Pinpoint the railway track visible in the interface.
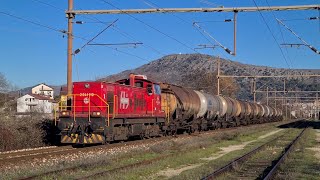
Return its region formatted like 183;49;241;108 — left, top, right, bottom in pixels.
0;146;73;161
202;121;308;180
12;120;295;179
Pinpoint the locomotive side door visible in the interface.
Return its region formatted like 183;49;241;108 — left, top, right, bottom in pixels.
153;84;162;115
145;83;154;115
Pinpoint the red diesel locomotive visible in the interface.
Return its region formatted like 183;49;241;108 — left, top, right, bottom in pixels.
57;74;165;144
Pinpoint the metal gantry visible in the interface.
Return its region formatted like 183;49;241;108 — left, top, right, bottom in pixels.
67;5;320;15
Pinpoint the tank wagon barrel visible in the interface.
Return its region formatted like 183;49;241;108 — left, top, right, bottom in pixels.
160;82;283;132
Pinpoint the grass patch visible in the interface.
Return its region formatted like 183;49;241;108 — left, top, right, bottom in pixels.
276;128;320;179
80;123;289;179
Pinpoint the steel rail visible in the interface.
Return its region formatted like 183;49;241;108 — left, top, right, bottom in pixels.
263;127;308;180
202;121;307;180
201;134;285;180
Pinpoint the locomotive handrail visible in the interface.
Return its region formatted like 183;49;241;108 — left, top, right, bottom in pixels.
113;95;118;118
152;99;154;116
55;93;110;127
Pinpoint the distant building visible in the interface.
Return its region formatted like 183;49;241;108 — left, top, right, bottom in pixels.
31;83;54;99
17;94;56;114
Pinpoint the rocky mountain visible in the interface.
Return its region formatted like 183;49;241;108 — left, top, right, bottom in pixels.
99;54;320;102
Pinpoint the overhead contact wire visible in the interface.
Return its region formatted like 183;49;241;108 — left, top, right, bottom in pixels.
252;0;291;69
101;0;199;53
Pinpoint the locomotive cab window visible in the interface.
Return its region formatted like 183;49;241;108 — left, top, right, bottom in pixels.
135;81;143;87
147;84;153;95
154;84;161;95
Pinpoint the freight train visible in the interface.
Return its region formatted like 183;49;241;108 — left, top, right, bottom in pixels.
56;74;283;144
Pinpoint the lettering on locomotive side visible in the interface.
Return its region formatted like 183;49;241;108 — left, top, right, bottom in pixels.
120;91;129;109
79;93;95;97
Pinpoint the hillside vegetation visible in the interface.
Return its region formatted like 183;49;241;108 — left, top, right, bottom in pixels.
99;54;320;102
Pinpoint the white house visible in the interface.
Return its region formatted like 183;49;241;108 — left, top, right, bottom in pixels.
17;94;56;114
31;83;54;99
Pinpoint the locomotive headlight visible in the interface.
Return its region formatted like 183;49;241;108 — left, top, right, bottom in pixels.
60;111;71;117
91;111;101;117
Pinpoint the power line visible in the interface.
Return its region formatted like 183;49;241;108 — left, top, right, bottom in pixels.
74;19;118;55
276;18;320;55
100;0;199;53
0;11;67;35
27;0;153;62
265;0;294;67
194;20;233;23
193;22;234;55
32;0;166;58
253;0;291;101
111;26;165;56
252;0;291;69
1;10;149;63
138;0;220;53
31;0;65;11
280;17;320;21
31;0;110;26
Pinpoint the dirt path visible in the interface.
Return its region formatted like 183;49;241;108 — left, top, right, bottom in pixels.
258;129;283;139
156;164;203;178
202;128;283;161
201;140;255;161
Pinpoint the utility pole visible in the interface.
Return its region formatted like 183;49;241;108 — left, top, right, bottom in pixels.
67;0;74;97
252;78;256;103
266;86;269;106
283;79;286;93
285;98;288;120
289;99;292;119
233;11;238;56
274;87;277;108
217;56;220;96
317;93;319;119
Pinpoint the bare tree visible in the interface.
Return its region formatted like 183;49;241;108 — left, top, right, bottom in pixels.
0;73;9;93
181;68;239;98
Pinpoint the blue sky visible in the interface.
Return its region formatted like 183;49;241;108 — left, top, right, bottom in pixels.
0;0;319;88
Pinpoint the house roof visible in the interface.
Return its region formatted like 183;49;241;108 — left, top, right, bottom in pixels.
32;83;53;90
25;94;56;102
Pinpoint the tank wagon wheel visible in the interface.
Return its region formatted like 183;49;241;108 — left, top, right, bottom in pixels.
139;133;145;140
187;126;194;135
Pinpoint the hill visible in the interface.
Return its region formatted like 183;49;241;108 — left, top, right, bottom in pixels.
99;54;320;102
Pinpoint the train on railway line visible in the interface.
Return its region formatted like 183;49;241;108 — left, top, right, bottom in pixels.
56;74;283;144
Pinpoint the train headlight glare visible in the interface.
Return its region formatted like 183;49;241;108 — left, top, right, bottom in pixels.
60;111;70;117
92;111;101;117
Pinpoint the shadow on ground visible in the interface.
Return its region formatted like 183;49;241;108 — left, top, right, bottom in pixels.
277;119;320;129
